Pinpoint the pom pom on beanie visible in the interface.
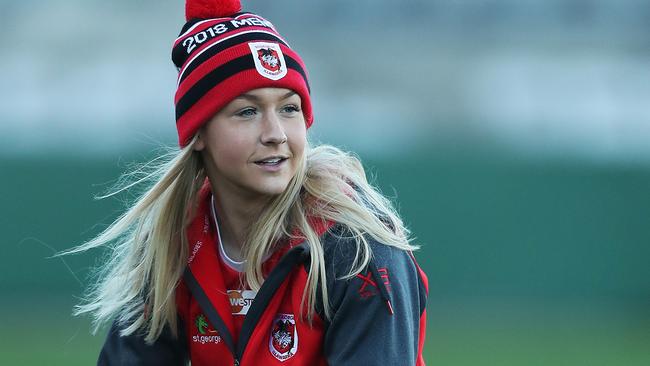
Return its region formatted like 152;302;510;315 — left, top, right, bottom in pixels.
186;0;242;21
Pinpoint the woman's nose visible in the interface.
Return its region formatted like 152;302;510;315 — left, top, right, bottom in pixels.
260;110;287;145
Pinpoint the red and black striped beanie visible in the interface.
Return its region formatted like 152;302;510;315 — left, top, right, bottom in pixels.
172;0;313;147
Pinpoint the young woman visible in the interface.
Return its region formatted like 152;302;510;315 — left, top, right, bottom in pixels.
70;0;428;364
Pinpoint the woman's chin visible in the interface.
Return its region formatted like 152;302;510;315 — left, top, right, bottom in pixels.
249;181;290;198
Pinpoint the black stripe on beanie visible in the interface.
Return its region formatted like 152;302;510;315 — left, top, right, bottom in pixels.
176;55;250;121
285;56;310;92
172;13;275;68
172;18;241;67
177;32;289;85
175;54;310;121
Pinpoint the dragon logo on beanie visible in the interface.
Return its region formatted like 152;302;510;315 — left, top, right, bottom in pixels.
248;42;287;80
258;48;281;71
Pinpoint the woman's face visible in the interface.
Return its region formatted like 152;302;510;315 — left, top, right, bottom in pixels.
195;87;307;202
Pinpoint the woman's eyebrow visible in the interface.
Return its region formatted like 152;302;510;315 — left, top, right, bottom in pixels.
235;91;297;101
280;91;297;100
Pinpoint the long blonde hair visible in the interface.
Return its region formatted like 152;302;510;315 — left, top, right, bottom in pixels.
65;136;417;343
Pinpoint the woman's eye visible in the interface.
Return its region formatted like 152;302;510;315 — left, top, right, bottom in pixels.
236;108;256;117
282;105;301;113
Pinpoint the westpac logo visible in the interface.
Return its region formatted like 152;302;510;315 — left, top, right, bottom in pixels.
228;289;256;315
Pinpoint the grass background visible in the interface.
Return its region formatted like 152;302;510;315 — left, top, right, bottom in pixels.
2;149;649;365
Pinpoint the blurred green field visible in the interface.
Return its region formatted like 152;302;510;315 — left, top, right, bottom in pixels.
2;149;649;365
2;297;650;365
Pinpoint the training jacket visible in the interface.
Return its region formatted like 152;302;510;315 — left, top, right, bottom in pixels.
97;186;429;365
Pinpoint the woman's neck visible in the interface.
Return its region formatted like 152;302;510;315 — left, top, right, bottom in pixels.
209;185;269;262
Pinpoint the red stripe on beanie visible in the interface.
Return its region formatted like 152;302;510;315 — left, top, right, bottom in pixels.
175;43;251;104
278;45;309;80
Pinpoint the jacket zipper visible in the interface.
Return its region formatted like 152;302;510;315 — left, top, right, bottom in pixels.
185;245;309;366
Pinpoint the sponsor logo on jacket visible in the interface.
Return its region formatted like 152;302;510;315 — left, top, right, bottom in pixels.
228;289;256;315
192;314;222;345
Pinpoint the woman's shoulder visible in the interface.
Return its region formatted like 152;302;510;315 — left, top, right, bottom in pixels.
316;222;429;348
319;223;426;292
321;223;415;259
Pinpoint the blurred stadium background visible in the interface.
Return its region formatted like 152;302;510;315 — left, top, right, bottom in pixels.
1;0;649;364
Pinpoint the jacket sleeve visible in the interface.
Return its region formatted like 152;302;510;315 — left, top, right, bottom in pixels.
97;315;189;366
321;227;428;366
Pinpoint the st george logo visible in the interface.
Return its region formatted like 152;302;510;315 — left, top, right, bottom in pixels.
192;314;222;345
195;314;213;335
269;313;298;361
248;41;287;80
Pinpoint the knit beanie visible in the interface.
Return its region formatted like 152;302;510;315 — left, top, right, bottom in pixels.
171;0;313;147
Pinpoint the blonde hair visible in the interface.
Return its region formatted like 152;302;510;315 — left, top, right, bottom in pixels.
65;136;417;343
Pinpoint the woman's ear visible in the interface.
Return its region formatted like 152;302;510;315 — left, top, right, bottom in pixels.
193;132;205;151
